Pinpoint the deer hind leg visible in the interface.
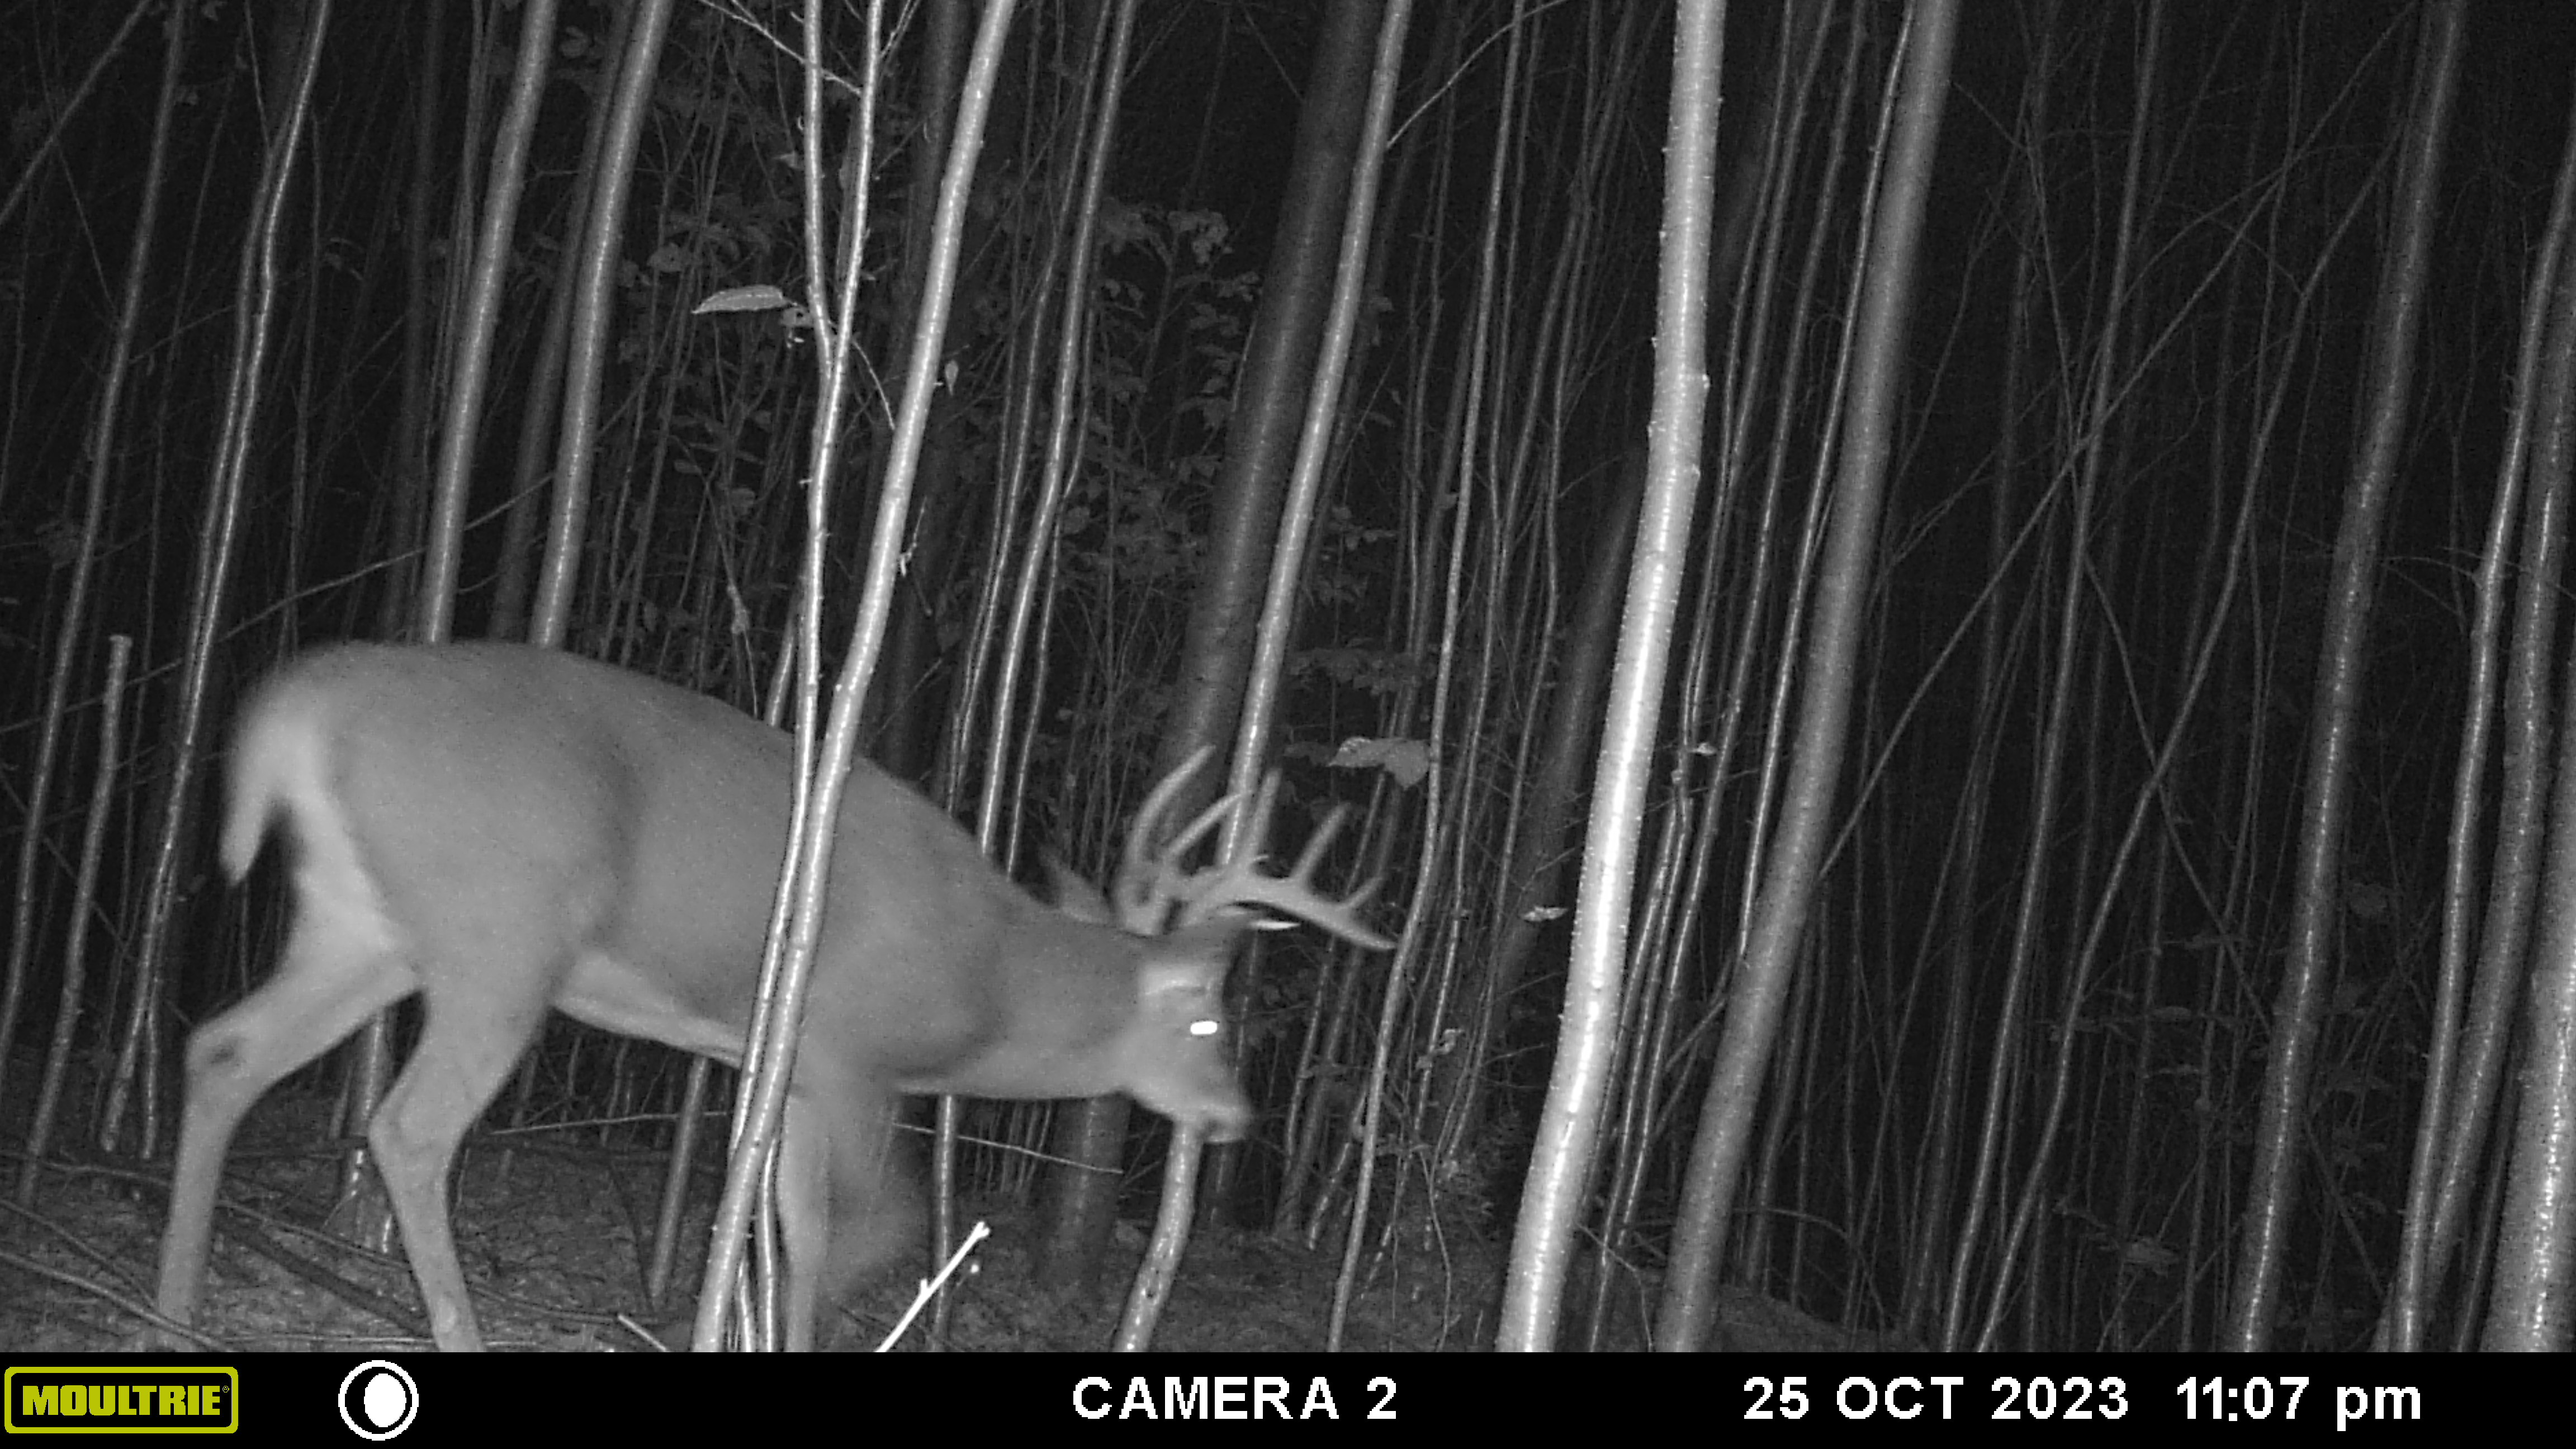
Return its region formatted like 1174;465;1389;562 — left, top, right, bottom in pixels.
363;920;565;1352
156;893;413;1341
154;882;412;1341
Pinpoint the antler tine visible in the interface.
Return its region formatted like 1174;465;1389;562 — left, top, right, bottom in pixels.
1237;770;1286;861
1144;771;1266;922
1168;787;1249;868
1291;802;1391;931
1121;746;1216;878
1114;746;1216;929
1286;801;1355;880
1174;783;1397;951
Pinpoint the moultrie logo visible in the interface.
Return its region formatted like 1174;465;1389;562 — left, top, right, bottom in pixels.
6;1365;236;1431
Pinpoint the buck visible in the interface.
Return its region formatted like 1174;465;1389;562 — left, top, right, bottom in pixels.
153;642;1392;1351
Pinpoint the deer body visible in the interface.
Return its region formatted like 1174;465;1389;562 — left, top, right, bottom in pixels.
153;643;1378;1351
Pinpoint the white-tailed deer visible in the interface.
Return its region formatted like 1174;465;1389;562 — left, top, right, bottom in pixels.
154;642;1391;1351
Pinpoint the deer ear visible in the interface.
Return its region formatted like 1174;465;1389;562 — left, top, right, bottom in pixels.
1045;850;1114;925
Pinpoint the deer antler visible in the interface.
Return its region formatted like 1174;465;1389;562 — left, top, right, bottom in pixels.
1112;747;1394;950
1112;746;1221;932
